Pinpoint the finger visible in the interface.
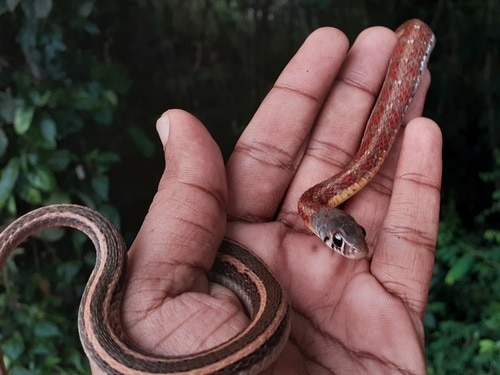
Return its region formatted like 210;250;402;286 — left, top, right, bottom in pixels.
280;26;399;228
226;27;349;222
125;109;227;305
371;118;442;317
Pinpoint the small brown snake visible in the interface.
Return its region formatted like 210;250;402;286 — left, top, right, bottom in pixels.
0;19;434;374
299;18;435;259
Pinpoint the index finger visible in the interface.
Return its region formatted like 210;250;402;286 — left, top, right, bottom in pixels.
226;27;349;222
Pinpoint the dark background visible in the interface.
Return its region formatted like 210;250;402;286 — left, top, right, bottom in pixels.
0;1;498;373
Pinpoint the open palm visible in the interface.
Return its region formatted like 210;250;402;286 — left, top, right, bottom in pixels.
105;25;442;375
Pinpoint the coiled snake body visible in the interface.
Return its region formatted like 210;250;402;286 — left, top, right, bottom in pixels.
0;19;434;375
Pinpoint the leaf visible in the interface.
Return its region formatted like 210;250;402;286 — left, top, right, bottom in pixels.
445;254;474;285
39;116;57;146
484;229;500;244
6;194;17;215
13;105;35;134
31;90;51;107
2;331;25;360
103;89;118;106
84;21;100;35
86;150;120;173
34;321;61;338
0;93;24;123
6;0;20;11
99;204;121;229
0;158;20;210
479;339;499;354
37;226;65;242
79;1;94;17
25;166;56;192
45;190;71;205
42;355;61;367
34;0;52;19
9;367;35;375
19;185;42;205
0;127;9;157
44;149;72;171
91;175;109;200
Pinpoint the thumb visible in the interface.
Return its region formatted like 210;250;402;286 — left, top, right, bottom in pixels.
124;108;227;318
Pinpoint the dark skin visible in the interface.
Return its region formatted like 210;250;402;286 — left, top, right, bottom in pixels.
91;25;442;374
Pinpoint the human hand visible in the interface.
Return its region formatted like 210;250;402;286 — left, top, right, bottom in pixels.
111;25;442;374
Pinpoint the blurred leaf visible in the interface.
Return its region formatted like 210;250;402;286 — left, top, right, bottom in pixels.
0;127;8;157
33;0;52;19
0;157;20;210
44;149;72;171
13;105;34;134
6;194;17;215
6;0;20;11
31;90;51;107
84;21;100;35
37;226;65;242
103;89;118;106
99;204;120;229
2;331;25;360
78;1;94;17
34;321;61;338
479;339;499;354
9;367;38;375
19;184;42;204
484;229;500;243
91;175;108;200
445;254;474;285
39;116;57;147
24;166;56;192
0;94;23;123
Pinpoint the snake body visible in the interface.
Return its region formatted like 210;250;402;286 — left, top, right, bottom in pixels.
299;19;435;259
0;205;289;374
0;19;434;374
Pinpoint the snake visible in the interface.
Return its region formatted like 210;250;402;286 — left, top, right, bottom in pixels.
0;19;434;375
298;18;435;259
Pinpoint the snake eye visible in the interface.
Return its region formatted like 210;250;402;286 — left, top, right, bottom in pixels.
332;232;344;249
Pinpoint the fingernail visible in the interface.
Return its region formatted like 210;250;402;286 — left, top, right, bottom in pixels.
156;113;170;147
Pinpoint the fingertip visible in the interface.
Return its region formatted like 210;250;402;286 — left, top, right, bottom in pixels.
305;26;350;54
339;26;397;96
156;109;200;148
274;25;349;94
404;118;443;164
395;117;443;208
153;109;227;197
406;117;441;138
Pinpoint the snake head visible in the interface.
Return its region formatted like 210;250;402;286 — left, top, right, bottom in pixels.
310;207;369;259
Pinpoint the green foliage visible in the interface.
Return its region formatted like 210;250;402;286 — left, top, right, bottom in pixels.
425;151;500;374
0;0;130;372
